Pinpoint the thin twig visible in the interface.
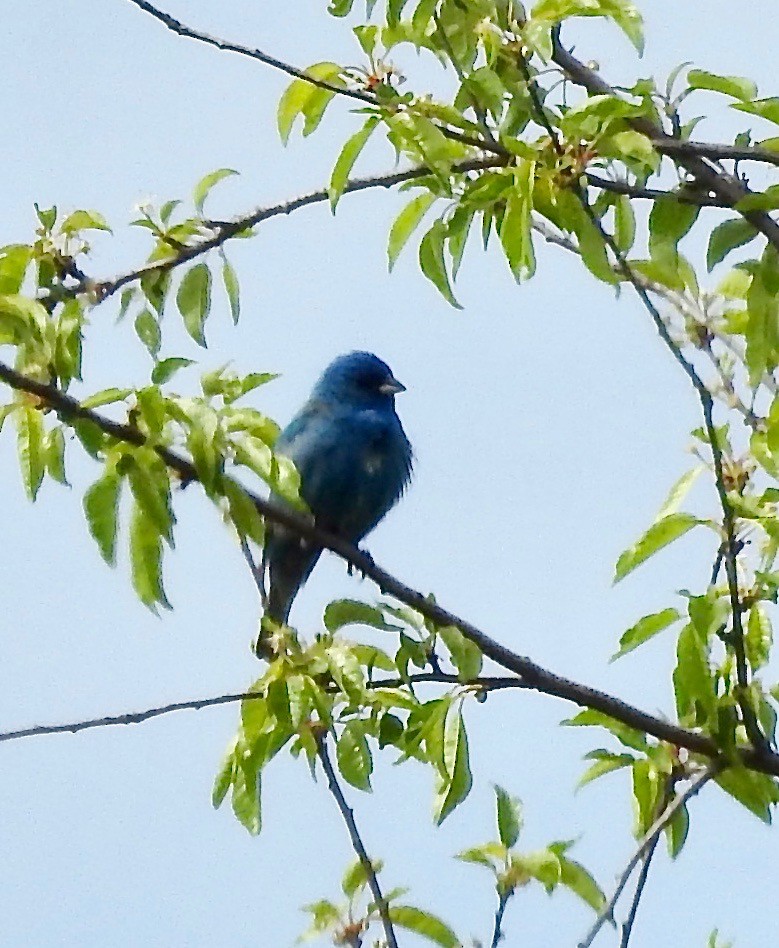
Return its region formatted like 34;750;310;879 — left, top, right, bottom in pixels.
490;890;511;948
316;735;399;948
578;766;715;948
619;832;659;948
2;361;778;775
585;174;728;207
78;159;502;302
0;691;259;743
0;675;527;745
124;0;374;104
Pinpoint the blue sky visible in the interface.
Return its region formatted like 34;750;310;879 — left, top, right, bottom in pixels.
2;2;778;946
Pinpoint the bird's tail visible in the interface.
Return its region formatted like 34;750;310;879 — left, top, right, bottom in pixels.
261;530;322;625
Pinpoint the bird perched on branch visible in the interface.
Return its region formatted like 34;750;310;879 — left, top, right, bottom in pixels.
260;351;412;625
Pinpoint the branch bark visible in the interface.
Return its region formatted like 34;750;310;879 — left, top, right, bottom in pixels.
1;361;779;776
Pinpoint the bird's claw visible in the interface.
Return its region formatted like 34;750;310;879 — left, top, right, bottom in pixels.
347;548;375;579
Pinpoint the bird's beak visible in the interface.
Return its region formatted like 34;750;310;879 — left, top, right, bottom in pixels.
379;376;406;395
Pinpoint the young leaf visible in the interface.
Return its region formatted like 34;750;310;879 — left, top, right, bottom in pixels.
499;161;535;281
388;906;459;948
231;751;262;835
707;218;758;271
611;607;681;661
329;116;379;211
277;62;343;144
494;784;522;849
419;219;462;308
193;168;238;215
388;191;437;270
177;263;212;347
212;741;236;809
84;468;121;565
337;720;373;791
134;308;161;358
221;255;240;325
129;500;171;610
614;513;701;583
44;427;68;486
16;406;45;501
714;766;779;824
433;703;472;824
687;69;757;101
151;357;194;385
324;599;398;633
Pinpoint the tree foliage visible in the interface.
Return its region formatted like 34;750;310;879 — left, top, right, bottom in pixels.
5;0;779;944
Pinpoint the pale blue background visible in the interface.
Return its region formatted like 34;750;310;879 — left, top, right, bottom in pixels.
1;2;777;946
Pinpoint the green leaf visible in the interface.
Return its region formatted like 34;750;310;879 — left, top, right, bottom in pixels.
329;117;379;211
127;458;174;544
495;784;522;849
732;97;779;126
419;219;462;308
222;256;240;325
512;849;561;890
665;800;689;858
60;209;111;233
0;244;32;294
80;388;133;409
611;608;681;661
746;605;773;671
134;308;161;358
193;168;238;214
44;427;68;485
577;750;635;788
388;906;459;948
224;480;265;546
648;197;700;273
84;468;121;565
706;218;758;271
151;357;194;385
687;69;757;101
499;161;536;281
433;703;472;824
614;513;701;583
438;625;482;681
551;847;606;911
129;500;171;610
324;599;398;633
715;766;779;823
631;758;662;835
231;749;262;835
342;859;371;899
531;0;644;53
614;194;636;253
564;709;648;752
388;191;437;270
212;741;236;808
277;62;343;144
337;720;373;791
16;406;45;501
177;263;212;347
673;622;714;725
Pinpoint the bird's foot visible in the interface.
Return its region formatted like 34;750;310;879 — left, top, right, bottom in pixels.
347;548;375;579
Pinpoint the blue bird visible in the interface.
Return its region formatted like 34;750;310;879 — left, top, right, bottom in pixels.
261;351;413;625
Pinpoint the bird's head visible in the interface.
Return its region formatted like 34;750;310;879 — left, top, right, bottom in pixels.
313;351;406;408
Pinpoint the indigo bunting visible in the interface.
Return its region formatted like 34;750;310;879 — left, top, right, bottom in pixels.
261;351;412;624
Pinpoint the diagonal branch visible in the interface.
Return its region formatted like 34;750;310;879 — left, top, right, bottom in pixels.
124;0;374;104
550;29;779;253
316;734;399;948
0;675;524;745
79;159;502;302
578;766;715;948
1;361;779;776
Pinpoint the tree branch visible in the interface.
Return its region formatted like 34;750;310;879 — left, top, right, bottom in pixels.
2;362;778;774
80;159;502;303
654;139;779;169
0;675;524;745
316;734;400;948
618;832;659;948
124;0;374;104
550;28;779;253
585;174;728;208
578;766;715;948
